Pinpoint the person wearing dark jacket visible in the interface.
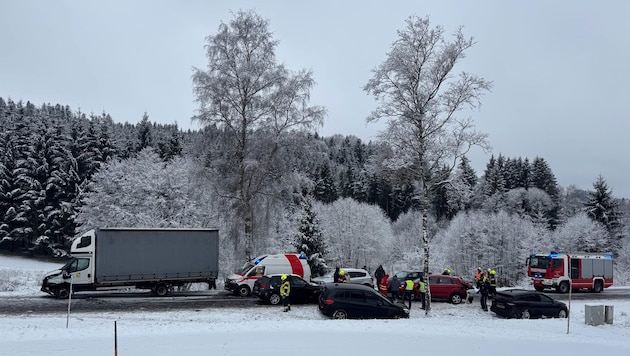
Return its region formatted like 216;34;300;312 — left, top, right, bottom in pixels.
333;267;340;284
374;265;385;286
388;275;400;302
478;272;489;311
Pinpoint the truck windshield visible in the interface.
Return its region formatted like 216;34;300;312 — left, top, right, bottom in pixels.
529;257;550;269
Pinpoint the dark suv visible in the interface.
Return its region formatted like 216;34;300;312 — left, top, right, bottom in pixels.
252;274;320;305
490;289;568;319
319;283;409;319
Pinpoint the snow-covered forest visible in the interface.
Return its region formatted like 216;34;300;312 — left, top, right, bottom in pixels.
1;11;629;286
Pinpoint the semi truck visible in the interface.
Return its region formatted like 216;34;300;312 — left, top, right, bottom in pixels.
526;252;613;293
41;228;219;298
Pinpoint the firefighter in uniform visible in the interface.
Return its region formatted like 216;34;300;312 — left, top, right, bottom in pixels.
417;278;426;310
488;269;497;299
280;274;291;312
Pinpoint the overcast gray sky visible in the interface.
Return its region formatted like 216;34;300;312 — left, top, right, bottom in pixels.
2;0;629;197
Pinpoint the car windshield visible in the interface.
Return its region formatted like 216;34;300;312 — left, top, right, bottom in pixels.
529;257;551;269
395;271;410;279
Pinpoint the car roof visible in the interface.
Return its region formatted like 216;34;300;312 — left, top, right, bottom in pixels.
323;283;375;291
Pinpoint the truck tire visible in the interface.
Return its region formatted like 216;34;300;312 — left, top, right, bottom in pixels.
558;282;570;293
55;285;70;299
154;283;169;297
593;280;603;293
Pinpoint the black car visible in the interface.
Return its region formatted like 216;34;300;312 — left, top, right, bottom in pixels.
490;289;568;319
318;283;409;319
252;274;321;305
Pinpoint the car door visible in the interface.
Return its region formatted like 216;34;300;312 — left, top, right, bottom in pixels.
537;294;557;317
289;276;308;303
364;290;390;318
429;277;445;299
521;294;543;317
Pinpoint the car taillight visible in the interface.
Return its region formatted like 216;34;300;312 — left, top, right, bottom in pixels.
323;299;335;305
259;284;267;290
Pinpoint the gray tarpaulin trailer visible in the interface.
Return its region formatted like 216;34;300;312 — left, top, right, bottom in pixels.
41;228;219;298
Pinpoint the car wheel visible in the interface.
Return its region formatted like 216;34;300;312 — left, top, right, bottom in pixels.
450;293;463;304
593;280;603;293
558;282;570;293
558;308;568;318
237;285;251;297
519;308;531;319
391;313;401;319
268;293;281;305
332;310;348;319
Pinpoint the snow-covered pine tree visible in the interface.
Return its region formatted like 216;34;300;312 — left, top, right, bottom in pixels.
294;196;327;276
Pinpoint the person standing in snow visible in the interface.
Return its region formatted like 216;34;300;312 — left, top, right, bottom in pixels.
389;275;400;302
280;274;291;312
488;269;497;299
478;271;489;311
374;265;385;286
403;278;415;309
379;273;389;296
333;267;340;283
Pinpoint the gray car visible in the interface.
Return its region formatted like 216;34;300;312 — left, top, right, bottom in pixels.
312;268;374;288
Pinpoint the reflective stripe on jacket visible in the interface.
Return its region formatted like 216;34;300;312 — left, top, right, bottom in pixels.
280;280;290;297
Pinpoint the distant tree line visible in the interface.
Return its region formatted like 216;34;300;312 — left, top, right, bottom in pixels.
1;96;626;267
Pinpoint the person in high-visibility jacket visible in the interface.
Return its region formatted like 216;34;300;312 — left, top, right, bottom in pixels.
474;267;483;288
416;278;426;310
488;269;497;299
280;274;291;312
403;279;415;309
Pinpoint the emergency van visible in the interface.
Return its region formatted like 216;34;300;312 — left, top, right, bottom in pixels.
224;253;311;296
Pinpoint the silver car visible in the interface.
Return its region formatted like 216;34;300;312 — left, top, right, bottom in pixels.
312;268;374;288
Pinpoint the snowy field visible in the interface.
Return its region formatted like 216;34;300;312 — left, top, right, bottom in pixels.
1;254;630;356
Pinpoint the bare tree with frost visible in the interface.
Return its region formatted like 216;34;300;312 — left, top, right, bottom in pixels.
364;16;492;313
192;10;325;260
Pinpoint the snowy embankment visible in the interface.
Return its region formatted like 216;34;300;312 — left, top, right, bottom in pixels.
1;254;629;356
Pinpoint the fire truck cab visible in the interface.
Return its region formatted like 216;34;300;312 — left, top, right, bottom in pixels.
526;252;613;293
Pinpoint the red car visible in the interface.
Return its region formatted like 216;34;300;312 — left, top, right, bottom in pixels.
401;274;472;304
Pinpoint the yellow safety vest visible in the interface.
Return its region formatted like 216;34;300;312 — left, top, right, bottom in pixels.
405;279;414;291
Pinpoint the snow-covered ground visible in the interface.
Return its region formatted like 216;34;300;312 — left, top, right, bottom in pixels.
2;254;629;356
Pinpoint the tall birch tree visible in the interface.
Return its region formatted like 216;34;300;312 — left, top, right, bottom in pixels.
364;16;492;313
192;10;325;261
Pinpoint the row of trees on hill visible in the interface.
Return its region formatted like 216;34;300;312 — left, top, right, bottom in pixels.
1;10;628;307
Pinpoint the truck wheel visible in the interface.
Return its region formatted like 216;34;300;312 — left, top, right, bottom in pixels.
154;283;169;297
268;293;281;305
237;285;251;297
558;282;569;293
55;286;70;299
593;280;603;293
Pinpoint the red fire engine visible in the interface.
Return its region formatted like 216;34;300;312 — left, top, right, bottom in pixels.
526;252;613;293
